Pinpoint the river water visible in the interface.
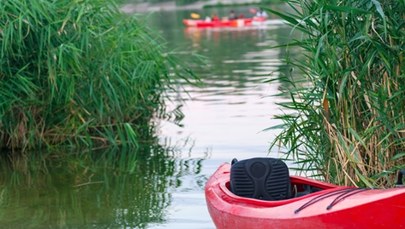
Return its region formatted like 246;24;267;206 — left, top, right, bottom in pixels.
148;5;293;229
0;4;295;229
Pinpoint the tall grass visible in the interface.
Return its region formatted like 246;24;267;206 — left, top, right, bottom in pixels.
0;0;194;151
268;0;404;187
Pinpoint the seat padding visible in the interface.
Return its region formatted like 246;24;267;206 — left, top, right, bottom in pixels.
230;157;291;200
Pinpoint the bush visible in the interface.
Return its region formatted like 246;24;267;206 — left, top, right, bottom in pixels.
0;0;191;150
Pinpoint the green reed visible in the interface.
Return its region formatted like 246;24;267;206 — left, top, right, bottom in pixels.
268;0;404;187
0;0;195;151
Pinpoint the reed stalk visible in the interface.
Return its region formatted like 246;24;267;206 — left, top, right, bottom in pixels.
268;0;405;187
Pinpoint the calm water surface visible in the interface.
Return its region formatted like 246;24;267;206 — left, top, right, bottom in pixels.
149;6;293;229
0;5;295;229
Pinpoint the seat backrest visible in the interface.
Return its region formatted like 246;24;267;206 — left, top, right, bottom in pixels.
230;157;291;200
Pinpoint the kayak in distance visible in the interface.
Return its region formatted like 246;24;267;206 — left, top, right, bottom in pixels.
205;157;405;229
182;16;267;28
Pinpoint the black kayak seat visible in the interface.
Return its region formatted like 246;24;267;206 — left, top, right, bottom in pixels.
230;157;291;201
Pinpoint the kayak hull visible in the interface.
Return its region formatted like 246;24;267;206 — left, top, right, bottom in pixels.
183;17;266;27
205;163;405;229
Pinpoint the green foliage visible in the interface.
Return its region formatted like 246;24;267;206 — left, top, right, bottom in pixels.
269;0;405;187
0;0;193;150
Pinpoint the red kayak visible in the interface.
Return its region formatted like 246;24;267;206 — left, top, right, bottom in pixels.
183;17;266;28
205;158;405;229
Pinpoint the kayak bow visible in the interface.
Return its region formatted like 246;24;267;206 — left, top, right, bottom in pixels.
205;162;405;229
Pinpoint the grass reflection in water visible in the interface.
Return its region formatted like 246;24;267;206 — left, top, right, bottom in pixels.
0;138;201;228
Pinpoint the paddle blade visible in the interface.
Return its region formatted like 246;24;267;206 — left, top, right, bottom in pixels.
191;13;200;19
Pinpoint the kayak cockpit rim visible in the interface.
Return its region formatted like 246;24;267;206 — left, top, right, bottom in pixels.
218;175;350;208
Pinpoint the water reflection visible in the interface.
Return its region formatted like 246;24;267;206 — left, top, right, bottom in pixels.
151;9;296;228
0;136;205;228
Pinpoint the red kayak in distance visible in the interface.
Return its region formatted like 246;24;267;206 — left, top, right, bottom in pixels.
205;161;405;229
183;16;267;28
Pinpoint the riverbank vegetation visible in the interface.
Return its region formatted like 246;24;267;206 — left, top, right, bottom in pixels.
0;0;195;152
270;0;404;187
